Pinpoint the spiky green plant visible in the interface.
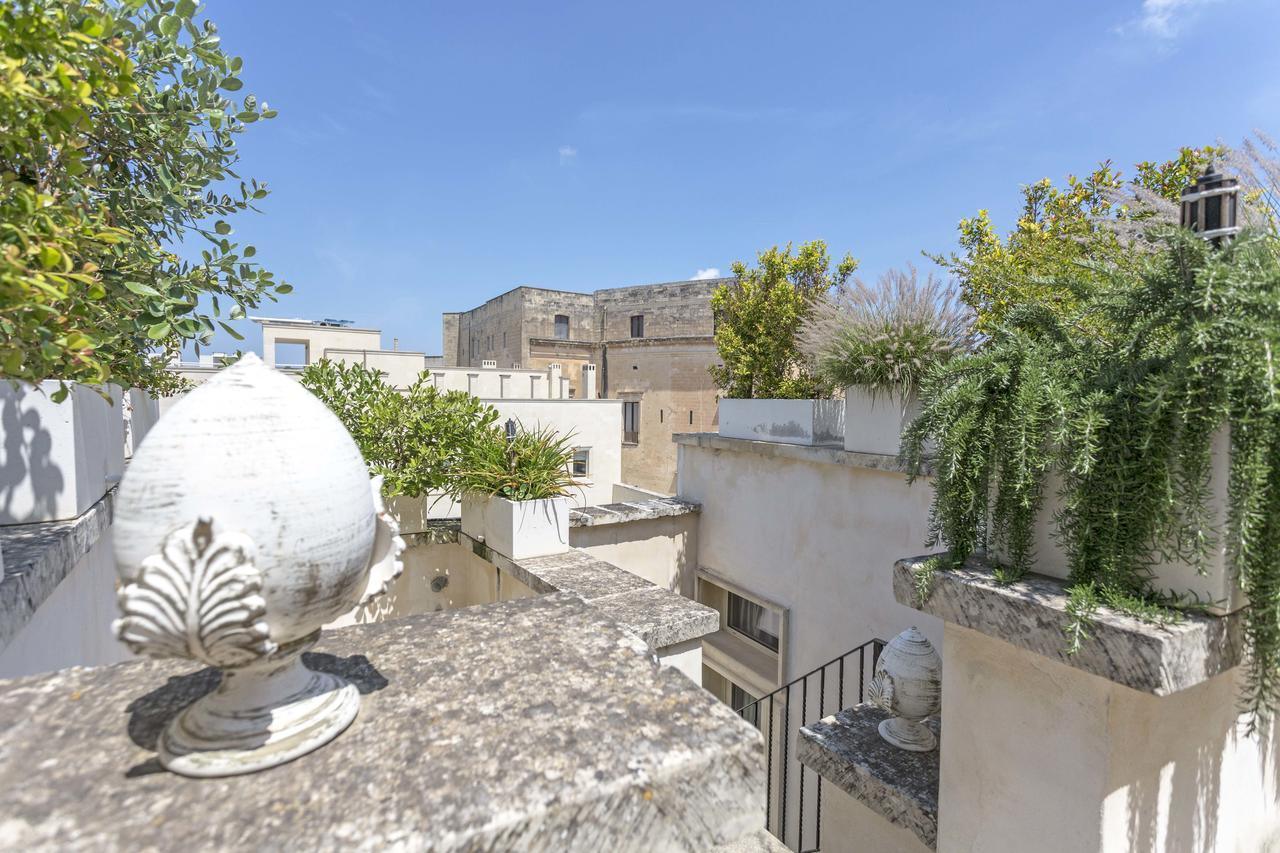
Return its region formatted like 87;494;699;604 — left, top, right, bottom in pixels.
456;423;580;502
905;227;1280;721
801;266;973;401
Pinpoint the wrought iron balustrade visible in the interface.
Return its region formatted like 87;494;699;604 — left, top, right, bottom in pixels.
735;637;885;852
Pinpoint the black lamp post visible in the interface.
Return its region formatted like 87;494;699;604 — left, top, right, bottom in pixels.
1180;162;1241;243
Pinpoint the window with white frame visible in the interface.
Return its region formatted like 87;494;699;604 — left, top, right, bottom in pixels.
571;448;590;478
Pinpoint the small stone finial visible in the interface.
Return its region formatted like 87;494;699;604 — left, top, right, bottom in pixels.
868;627;941;752
112;353;404;777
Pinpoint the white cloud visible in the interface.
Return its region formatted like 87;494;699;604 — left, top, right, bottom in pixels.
558;145;577;166
692;268;721;280
1131;0;1219;38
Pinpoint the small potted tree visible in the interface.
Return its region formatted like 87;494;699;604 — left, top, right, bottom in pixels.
711;241;854;446
802;266;971;456
301;359;499;534
458;421;580;560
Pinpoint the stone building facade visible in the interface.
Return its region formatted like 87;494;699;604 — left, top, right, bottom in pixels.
443;279;727;493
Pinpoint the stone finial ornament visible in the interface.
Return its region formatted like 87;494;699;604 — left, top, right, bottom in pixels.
112;354;403;777
868;627;941;752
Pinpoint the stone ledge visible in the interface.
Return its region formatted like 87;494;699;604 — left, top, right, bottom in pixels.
798;704;939;850
0;489;115;653
673;432;931;477
569;497;700;528
894;554;1243;695
0;593;765;851
460;532;720;650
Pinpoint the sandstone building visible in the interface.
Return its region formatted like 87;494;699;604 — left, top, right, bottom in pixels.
443;279;727;493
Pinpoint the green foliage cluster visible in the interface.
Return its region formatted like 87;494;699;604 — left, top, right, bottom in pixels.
905;228;1280;718
299;359;499;501
710;240;857;399
457;424;580;502
931;147;1221;338
801;265;972;400
1;0;288;396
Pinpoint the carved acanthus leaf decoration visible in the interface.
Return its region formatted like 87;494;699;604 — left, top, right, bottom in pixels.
114;518;277;668
868;667;896;714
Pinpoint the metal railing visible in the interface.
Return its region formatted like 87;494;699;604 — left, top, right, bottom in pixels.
735;637;885;852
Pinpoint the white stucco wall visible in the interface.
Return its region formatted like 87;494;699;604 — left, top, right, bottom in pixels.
330;541;497;628
676;438;939;682
939;624;1280;853
0;531;131;679
260;321;381;367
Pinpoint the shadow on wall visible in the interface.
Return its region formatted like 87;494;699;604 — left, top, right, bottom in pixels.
0;389;64;523
1112;668;1278;851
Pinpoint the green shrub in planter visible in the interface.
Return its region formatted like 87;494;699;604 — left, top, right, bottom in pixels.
456;424;579;501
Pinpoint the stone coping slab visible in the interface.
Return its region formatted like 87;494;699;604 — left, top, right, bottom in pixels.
569;497;700;528
460;531;720;651
798;703;939;850
894;554;1243;696
673;432;932;477
0;593;765;852
0;489;114;653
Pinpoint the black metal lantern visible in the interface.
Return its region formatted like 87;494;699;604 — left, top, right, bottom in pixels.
1180;163;1240;242
505;418;518;443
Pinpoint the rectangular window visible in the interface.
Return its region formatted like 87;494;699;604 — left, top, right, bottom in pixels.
554;314;570;340
630;314;644;338
727;592;780;653
571;448;590;478
623;401;640;444
730;683;760;728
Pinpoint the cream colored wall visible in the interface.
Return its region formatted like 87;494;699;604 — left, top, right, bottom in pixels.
0;532;131;679
820;787;931;853
570;514;697;598
938;623;1280;853
676;442;939;681
261;324;380;367
330;541;498;628
328;348;429;389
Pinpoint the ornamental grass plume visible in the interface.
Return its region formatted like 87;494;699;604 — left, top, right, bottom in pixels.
800;265;974;401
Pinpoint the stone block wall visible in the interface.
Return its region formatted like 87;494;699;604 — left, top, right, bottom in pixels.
594;279;723;341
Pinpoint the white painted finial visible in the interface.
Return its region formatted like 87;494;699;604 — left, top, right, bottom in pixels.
112;353;403;777
868;627;942;752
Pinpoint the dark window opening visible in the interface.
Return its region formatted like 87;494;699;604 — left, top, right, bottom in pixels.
731;683;760;728
554;314;570;340
727;592;780;653
630;314;645;338
571;449;589;477
623;400;640;444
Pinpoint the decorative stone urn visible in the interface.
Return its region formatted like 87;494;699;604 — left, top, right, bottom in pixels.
112;354;403;777
868;627;942;752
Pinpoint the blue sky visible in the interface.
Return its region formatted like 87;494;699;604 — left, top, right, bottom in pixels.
199;0;1280;356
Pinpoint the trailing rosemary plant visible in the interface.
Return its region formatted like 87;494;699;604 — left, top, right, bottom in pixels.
801;266;973;401
904;228;1280;719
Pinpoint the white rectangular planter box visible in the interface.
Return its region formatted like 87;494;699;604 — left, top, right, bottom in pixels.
717;399;844;446
461;494;570;560
990;428;1242;615
843;386;921;456
124;388;160;458
0;381;122;524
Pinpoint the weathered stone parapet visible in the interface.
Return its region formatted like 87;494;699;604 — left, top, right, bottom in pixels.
464;532;719;650
0;488;114;653
0;593;765;851
569;497;700;528
674;432;932;477
799;704;940;850
894;554;1243;695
